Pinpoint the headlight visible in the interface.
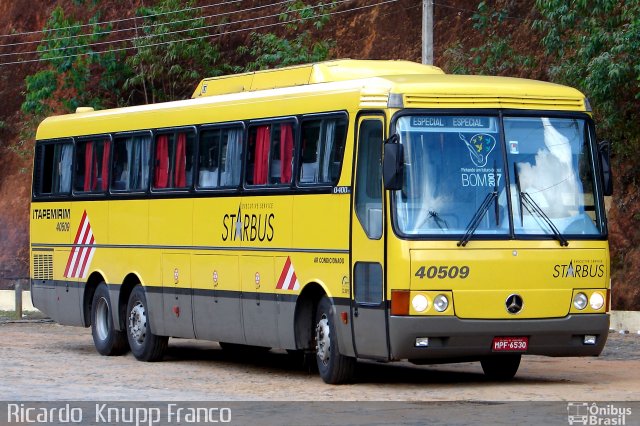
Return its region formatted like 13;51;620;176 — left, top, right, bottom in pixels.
433;294;449;312
590;292;605;310
411;294;429;312
573;292;588;310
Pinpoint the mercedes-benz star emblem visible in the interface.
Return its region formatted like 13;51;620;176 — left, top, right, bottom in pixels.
505;294;524;314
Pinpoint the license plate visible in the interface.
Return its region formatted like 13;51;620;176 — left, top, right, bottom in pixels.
492;336;528;352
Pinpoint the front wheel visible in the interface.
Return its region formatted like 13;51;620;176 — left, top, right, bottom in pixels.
126;285;168;362
315;296;355;384
480;354;521;380
91;283;128;356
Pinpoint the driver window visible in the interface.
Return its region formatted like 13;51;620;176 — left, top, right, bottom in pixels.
355;120;383;240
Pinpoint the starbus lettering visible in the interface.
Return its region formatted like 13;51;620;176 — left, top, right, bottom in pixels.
222;205;274;242
553;260;605;278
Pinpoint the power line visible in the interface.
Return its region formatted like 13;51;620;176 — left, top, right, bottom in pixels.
0;0;295;49
0;0;399;67
0;0;339;57
0;0;260;39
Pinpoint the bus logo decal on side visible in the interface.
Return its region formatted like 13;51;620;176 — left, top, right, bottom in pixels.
276;257;300;291
63;210;96;279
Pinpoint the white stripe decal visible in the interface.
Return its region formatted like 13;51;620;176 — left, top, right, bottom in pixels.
64;211;97;279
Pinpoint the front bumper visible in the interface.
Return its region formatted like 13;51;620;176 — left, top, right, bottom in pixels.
388;314;609;361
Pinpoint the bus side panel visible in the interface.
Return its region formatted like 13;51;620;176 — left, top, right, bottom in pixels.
291;194;353;356
240;255;278;347
238;195;293;348
161;253;195;338
274;256;298;350
53;249;83;326
107;200;156;332
31;201;86;326
192;254;244;343
31;250;83;327
73;201;109;327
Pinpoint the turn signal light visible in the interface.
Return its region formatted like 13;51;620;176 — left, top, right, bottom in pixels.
391;290;410;316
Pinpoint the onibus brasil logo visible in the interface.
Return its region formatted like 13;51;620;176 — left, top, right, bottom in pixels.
567;402;632;425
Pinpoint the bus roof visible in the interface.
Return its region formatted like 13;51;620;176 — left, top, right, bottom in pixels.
191;59;445;98
36;60;588;140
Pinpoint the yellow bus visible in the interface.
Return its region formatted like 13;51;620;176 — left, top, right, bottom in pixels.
30;60;612;383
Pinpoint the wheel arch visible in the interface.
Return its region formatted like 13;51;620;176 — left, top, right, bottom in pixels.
293;281;326;350
82;271;106;327
116;273;143;331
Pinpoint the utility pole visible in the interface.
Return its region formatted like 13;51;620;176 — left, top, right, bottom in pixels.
422;0;434;65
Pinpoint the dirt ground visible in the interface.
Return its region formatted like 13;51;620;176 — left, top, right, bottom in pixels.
0;321;639;402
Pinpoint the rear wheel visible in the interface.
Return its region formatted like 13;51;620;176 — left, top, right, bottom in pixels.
126;285;167;362
315;296;355;384
480;354;521;380
91;283;128;356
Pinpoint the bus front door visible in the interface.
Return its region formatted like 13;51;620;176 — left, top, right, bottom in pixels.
350;116;389;360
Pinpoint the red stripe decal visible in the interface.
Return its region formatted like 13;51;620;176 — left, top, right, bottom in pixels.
276;257;291;290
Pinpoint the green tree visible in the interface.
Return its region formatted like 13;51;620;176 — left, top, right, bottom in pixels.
124;0;222;103
21;6;122;116
468;1;535;76
238;1;336;72
534;0;640;158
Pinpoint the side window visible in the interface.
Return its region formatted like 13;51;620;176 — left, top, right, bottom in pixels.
247;121;295;186
111;134;152;192
298;116;347;185
74;138;111;193
153;130;195;190
197;126;243;188
355;119;383;239
35;140;73;196
354;262;383;305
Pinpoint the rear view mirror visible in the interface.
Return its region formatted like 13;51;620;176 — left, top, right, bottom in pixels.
383;135;403;191
598;140;613;196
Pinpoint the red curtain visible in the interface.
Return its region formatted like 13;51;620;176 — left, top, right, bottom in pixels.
101;140;110;190
280;123;293;183
154;135;169;188
83;142;93;191
254;126;270;185
174;133;187;188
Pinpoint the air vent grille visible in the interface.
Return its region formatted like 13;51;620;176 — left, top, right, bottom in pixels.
33;254;53;280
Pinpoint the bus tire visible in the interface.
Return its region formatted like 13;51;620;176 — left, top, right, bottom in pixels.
480;354;521;380
91;283;128;356
126;285;168;362
315;296;355;384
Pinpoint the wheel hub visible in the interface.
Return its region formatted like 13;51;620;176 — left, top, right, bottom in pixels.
128;301;147;344
316;314;331;365
95;297;110;341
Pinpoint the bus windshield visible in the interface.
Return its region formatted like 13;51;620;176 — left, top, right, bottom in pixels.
393;114;602;239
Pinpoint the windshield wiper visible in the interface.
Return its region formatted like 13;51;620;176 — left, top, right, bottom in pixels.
457;191;498;247
458;161;500;247
520;192;569;246
513;163;569;247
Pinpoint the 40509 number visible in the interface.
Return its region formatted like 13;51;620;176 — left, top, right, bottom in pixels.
415;265;470;279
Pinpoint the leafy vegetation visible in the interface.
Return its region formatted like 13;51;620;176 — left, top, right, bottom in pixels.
21;6;122;116
124;0;222;103
237;0;335;72
22;0;336;109
467;1;535;76
534;0;640;159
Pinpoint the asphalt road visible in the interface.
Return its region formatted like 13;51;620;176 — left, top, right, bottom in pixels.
0;321;638;425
